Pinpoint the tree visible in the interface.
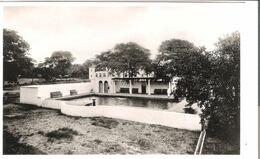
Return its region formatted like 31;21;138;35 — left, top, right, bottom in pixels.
34;63;55;81
95;42;152;77
42;51;75;78
3;28;34;83
158;38;211;104
113;42;152;77
68;64;83;78
204;32;240;139
93;51;114;71
158;34;240;140
152;54;170;78
81;59;94;79
68;60;93;79
158;39;206;77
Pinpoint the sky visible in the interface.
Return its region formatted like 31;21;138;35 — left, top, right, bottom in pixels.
4;3;243;64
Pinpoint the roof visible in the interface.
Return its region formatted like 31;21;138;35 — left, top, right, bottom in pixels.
112;77;170;80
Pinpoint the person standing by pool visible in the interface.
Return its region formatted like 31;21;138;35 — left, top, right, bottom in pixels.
92;98;96;106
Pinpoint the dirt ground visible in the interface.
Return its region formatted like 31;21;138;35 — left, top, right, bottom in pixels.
3;103;239;155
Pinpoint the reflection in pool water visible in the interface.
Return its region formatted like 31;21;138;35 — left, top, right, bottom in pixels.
66;96;193;113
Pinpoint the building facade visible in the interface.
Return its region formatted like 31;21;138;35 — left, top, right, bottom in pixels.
89;66;177;96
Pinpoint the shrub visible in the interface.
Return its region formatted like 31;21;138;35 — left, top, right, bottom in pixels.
137;138;151;150
90;117;119;129
46;127;78;141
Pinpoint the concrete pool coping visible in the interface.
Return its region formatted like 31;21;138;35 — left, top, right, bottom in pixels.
56;92;176;101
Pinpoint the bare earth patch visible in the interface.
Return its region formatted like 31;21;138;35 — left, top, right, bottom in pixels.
3;103;239;154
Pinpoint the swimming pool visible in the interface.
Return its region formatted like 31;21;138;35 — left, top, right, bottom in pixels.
64;96;198;114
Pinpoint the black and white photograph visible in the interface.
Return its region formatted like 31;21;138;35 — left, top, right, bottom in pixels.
1;0;258;157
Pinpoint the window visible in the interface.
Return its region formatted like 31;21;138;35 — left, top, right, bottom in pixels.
99;73;102;77
132;88;138;94
120;88;129;93
103;73;106;77
96;73;98;77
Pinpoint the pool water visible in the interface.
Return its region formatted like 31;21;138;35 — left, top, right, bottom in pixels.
65;96;194;113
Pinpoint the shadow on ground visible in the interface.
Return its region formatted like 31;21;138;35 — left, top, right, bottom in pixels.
3;128;45;155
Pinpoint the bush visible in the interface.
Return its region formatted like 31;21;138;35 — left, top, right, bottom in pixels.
137;138;151;150
46;127;78;141
90;117;119;129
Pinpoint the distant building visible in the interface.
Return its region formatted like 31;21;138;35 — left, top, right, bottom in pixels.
89;66;178;96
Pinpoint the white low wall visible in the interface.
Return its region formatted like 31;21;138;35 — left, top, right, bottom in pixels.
20;82;91;106
20;86;40;106
37;82;92;99
42;99;63;110
60;102;201;131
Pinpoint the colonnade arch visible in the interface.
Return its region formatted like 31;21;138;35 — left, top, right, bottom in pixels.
99;80;109;93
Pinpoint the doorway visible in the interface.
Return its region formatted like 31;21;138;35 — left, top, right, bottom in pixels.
104;81;109;93
141;85;146;94
99;81;103;93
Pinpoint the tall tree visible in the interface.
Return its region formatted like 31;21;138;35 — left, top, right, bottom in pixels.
82;59;94;79
68;64;84;78
158;39;211;104
113;42;152;77
95;42;152;77
158;39;205;77
68;60;94;79
34;63;55;81
42;51;75;78
93;51;114;71
205;32;240;139
3;28;34;82
158;34;240;140
152;54;170;78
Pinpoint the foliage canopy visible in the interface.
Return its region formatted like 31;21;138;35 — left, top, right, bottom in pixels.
3;28;34;82
40;51;75;79
157;33;240;140
94;42;152;77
